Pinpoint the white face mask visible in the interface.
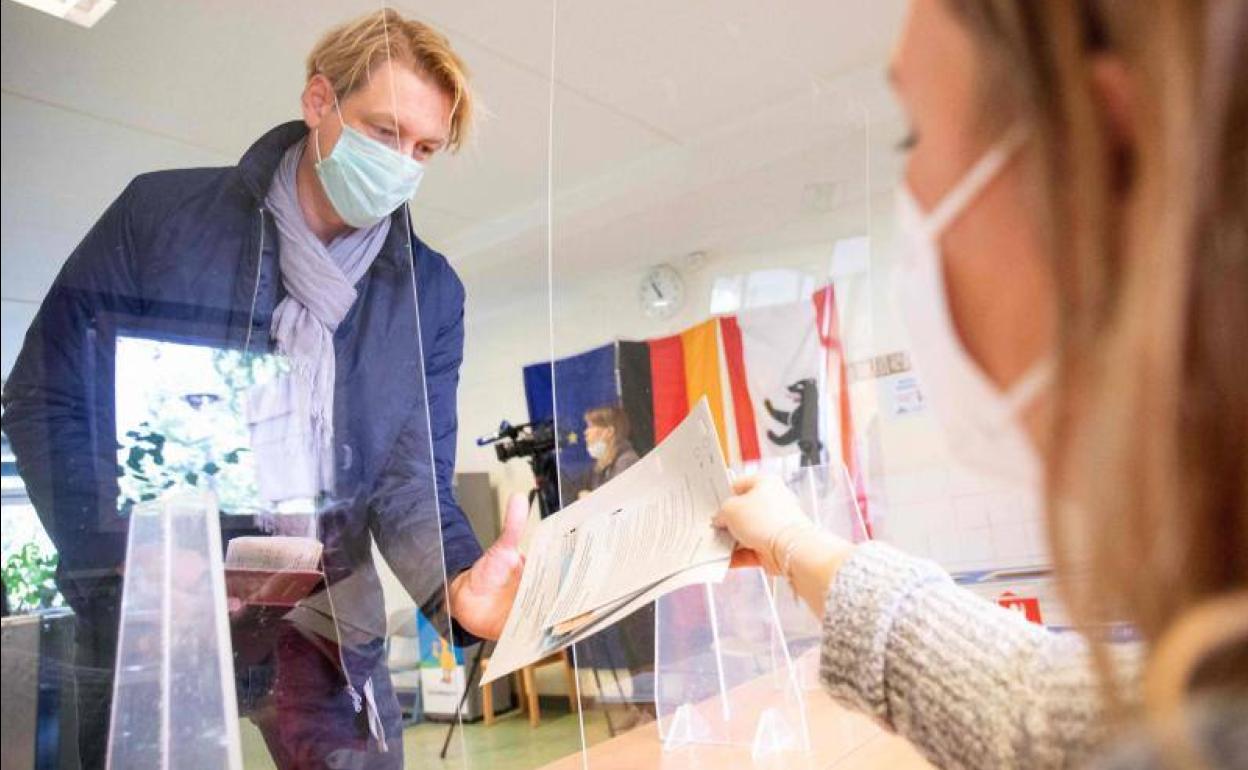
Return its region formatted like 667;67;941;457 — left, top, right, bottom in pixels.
894;128;1052;488
586;439;609;461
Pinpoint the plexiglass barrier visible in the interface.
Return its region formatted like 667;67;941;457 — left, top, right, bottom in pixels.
654;570;811;757
776;464;873;693
2;1;1062;768
1;1;567;768
535;3;897;767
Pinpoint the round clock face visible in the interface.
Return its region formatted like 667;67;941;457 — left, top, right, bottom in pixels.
638;265;685;319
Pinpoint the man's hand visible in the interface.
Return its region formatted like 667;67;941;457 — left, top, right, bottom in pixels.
448;493;528;640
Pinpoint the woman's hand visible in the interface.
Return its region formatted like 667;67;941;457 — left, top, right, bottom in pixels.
715;473;856;615
713;474;816;574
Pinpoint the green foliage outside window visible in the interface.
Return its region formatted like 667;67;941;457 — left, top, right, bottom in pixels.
3;542;61;613
115;348;283;515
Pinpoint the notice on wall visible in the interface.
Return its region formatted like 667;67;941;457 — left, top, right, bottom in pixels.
885;374;925;417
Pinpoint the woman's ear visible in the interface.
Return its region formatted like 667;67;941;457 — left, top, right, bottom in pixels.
1091;54;1135;148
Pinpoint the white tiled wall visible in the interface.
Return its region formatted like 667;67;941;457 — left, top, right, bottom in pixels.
870;467;1048;572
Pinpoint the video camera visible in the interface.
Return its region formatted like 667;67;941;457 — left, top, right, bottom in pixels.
477;420;561;519
476;420;556;462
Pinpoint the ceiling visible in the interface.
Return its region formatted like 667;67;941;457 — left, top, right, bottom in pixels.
1;0;908;371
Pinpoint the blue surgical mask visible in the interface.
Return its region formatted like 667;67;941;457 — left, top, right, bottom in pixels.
313;101;424;228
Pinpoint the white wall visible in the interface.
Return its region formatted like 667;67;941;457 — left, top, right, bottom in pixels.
1;91;234;376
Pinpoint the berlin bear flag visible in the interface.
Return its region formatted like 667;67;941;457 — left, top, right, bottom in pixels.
723;300;824;465
719;286;871;532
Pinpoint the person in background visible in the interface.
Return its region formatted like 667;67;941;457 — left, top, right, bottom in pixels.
715;1;1247;768
2;10;524;770
578;404;652;729
583;405;640;491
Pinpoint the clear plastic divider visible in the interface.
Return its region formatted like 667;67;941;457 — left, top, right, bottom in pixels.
1;1;1042;768
540;2;901;767
0;1;570;767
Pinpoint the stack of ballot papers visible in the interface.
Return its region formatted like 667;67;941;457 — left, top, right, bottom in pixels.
481;399;735;685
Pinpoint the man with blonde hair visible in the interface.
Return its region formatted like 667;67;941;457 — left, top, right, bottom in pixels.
4;10;522;769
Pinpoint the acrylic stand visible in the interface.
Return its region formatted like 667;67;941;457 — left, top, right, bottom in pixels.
775;463;872;691
652;462;879;765
106;492;242;770
654;568;811;758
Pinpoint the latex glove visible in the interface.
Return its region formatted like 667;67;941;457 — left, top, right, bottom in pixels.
716;474;855;616
449;493;528;640
713;474;817;575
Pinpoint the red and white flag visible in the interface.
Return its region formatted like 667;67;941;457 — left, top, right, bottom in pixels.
723;300;824;466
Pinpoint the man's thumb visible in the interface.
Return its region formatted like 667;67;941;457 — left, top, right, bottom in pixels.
497;493;529;549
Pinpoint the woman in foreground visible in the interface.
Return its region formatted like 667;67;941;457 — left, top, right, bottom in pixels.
715;1;1247;768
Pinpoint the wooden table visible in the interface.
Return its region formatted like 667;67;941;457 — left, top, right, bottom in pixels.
538;685;933;770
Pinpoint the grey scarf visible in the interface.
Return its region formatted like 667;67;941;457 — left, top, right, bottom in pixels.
262;139;391;496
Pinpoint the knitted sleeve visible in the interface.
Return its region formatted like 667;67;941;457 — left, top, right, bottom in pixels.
819;542;1138;769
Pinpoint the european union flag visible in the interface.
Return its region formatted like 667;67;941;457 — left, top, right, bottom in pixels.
522;343;618;505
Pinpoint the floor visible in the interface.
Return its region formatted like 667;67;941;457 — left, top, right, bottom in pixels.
239;703;621;770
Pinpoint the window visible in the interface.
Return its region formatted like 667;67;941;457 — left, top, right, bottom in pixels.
1;429;62;613
709;268;816;314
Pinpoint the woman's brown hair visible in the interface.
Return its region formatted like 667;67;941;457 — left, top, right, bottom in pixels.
584;405;631;442
944;0;1247;717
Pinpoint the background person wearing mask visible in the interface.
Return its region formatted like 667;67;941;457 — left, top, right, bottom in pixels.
577;405;653;728
2;10;525;769
583;405;640;493
715;1;1247;768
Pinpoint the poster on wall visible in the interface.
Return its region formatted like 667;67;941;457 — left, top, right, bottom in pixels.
417;613;468;718
885;374;925;417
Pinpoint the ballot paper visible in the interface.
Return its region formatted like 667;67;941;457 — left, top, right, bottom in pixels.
481;399;734;686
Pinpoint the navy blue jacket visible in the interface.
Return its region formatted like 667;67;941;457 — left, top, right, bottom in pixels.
2;122;483;649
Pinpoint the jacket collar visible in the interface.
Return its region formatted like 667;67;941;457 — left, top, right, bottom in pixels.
237;121;421;270
237;121;310;201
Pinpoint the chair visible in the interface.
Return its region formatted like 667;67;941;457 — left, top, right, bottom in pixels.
481;648;578;727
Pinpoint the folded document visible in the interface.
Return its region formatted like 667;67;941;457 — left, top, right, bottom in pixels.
481;399;734;685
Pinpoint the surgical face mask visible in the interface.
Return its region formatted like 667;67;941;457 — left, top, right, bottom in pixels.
314;101;424;229
894;128;1052;488
586;439;609;461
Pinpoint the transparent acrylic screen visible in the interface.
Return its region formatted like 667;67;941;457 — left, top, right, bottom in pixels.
0;0;1056;768
539;1;1057;765
0;0;566;768
543;1;908;767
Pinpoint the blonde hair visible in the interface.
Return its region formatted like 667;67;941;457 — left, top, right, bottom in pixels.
306;9;473;151
947;0;1248;728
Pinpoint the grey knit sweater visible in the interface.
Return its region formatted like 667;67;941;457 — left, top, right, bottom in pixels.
819;542;1150;769
819;543;1248;769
